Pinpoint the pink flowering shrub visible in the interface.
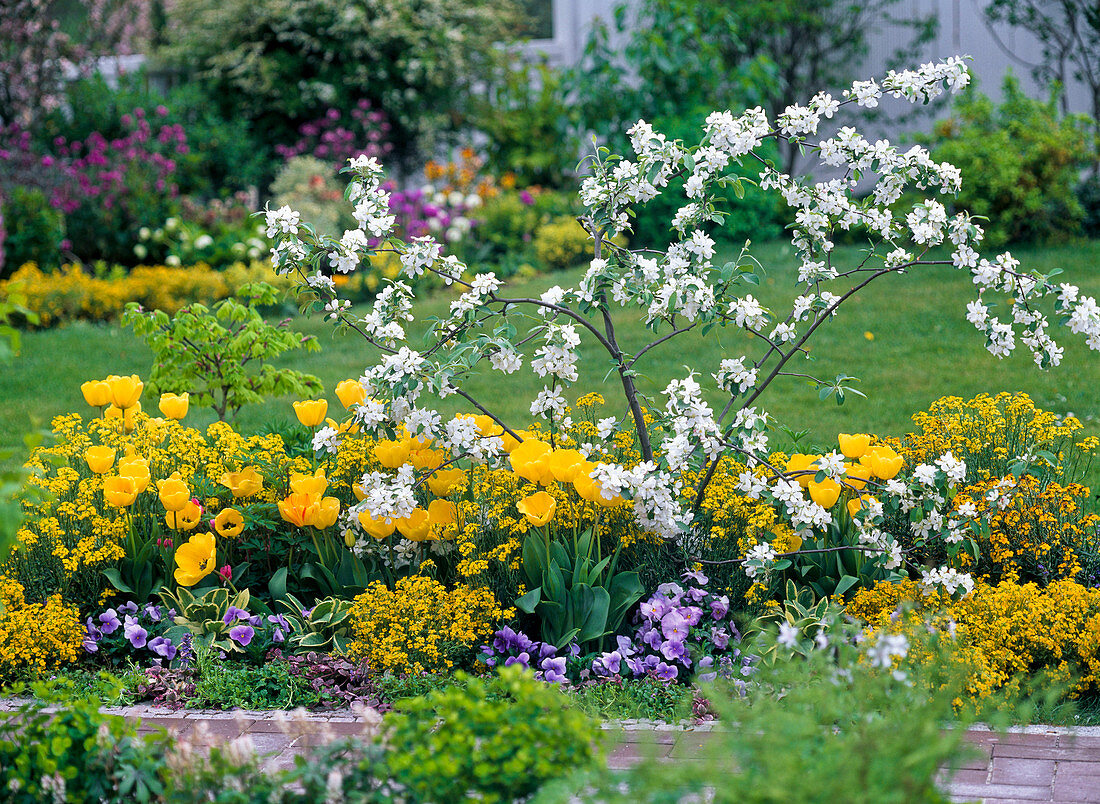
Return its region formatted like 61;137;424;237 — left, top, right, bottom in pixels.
275;101;394;173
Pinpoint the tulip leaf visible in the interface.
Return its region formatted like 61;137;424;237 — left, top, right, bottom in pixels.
516;587;542;614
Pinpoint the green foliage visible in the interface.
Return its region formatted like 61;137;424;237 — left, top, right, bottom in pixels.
471;57;581;188
1078;174;1100;238
532;215;596;271
122;281;322;421
0;679;170;803
192;654;319;709
549;623;976;803
161;0;522;167
516;527;645;650
0;186;65;275
385;665;601;804
276;593;355;654
159;586;263;656
744;580;844;667
569;677;694;722
270;156;356;239
925;74;1092;248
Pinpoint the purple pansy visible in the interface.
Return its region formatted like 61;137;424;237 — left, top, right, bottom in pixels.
229;624;255;646
98;609;121;634
223;606;250;624
123;615;148;648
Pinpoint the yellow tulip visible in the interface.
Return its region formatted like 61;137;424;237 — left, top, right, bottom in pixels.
374;439;411;469
427;468;465;496
397;508;432;541
548;449;585;483
278;492;321;528
510;439;552;485
103;475;138;507
173;532;216;587
499;429;526;453
84;445;116;474
106;374;144;409
410;448;445;471
427;499;457;536
314;496;342;529
344;531;356;548
472;414;503;438
808;478;841;509
838;433;872;459
158;392;189;420
293;399;328;427
786;453;819;488
81;380;112;408
847;496;879;518
289;468;328;497
165;499;202;531
117;455;151;493
335;379;368;410
219;466;264;498
517;491;557;527
844;462;873;492
358;510;395;540
105;401;142;432
157;472;191;512
868;446;904;480
352;482;368;501
214;507;245;538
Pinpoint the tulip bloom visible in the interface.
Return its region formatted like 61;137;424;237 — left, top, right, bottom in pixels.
174;532;216;586
427;499;457;536
808;478;841;509
289;468;328;496
517;491;556;527
214;507;245;538
867;446;904;480
847;496;878;518
472;414;502;437
166;499;202;531
397;508;432;541
293;399;328;427
278;492;321;528
427;468;465;496
84;445;116;474
844;462;873;491
158;392;189;420
314;496;342;529
105;402;142;432
786;454;819;488
335;379;367;410
103;475;138;507
838;433;872;459
118;455;151;493
358;510;396;540
510;439;553;485
410;448;445;471
106;374;144;409
219;466;265;498
374;439;411;469
81;380;112;408
157;473;191;512
548;449;585;483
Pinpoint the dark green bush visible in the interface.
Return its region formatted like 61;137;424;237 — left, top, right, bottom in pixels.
925;74;1092;249
0;186;65;276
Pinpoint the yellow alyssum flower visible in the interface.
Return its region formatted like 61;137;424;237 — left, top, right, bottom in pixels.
293;399;328;427
219;466;264;498
80;380;111;408
517;491;556;526
84;445;116;474
165;499;202;531
158;392;189;420
103;475;138;507
214;507;245;538
174;532;216;586
335;379;367;410
157;472;191;512
106;374;144;409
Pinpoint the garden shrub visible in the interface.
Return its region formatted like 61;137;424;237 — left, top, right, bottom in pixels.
0;576;84;681
924;74;1092;248
385;665;601;804
270;156;356;239
848;578;1100;700
346;575;511;675
0;186;65;275
532;215;596;271
1;260;293;326
1079;174;1100;238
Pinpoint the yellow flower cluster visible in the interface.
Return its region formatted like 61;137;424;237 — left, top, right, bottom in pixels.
346;575;511;675
949;474;1099;582
0;576;84;679
848;578;1100;700
1;260;293;326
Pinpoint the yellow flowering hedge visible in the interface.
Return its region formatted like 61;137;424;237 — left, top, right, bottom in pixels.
1;261;295;326
346;575;511;675
0;575;84;678
848;578;1100;701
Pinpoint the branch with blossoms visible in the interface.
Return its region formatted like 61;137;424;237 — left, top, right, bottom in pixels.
263;56;1099;597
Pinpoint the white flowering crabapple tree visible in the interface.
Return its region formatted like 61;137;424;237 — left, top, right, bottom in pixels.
266;56;1100;598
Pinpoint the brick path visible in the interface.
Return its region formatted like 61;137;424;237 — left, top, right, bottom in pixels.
6;700;1100;801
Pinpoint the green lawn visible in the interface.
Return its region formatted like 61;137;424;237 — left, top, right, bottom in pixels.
4;238;1100;468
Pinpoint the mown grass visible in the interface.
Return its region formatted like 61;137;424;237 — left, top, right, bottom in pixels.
3;238;1100;476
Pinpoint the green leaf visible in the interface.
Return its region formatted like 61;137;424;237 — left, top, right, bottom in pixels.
516;587;542;614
